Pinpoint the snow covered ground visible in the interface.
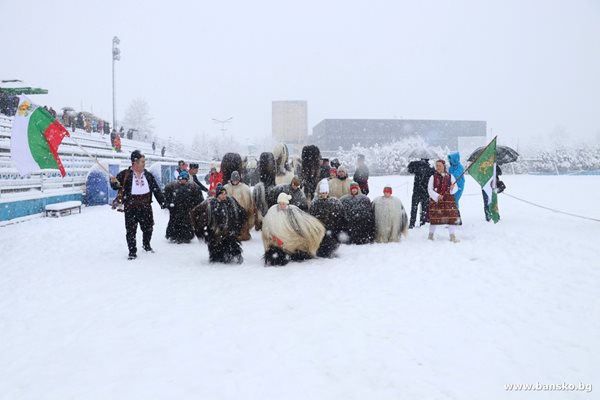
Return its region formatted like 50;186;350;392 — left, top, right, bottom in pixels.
1;175;598;399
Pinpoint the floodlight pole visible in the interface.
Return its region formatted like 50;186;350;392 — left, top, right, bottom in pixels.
112;36;121;130
212;117;233;135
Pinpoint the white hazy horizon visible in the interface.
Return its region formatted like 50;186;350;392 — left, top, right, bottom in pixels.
2;0;599;149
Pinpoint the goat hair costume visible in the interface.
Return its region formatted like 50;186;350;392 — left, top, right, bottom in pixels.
190;196;246;263
339;193;376;245
372;196;409;243
261;204;325;266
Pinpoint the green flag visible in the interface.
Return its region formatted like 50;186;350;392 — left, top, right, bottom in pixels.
469;137;500;223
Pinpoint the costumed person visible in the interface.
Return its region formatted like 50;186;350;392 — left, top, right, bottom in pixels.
110;150;166;260
252;152;277;230
372;185;409;243
188;163;209;201
309;179;348;258
221;152;243;185
268;175;309;211
164;171;203;243
326;165;352;199
353;154;370;195
224;171;254;241
428;160;461;242
301;145;321;202
447;152;465;208
339;182;376;245
407;158;434;229
273;143;294;185
261;192;325;266
190;183;246;263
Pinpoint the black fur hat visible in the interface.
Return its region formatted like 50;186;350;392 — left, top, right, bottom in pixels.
130;150;144;162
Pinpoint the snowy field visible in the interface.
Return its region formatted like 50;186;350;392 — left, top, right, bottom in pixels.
1;175;598;399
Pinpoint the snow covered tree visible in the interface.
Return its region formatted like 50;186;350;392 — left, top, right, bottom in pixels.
122;98;154;142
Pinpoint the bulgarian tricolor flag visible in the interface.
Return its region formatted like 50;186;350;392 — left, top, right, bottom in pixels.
10;96;70;177
468;136;500;223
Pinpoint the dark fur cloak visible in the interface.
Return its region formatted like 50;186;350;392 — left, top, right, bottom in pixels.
190;196;246;263
339;193;376;245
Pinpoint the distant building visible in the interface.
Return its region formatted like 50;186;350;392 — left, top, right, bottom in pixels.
311;119;486;151
272;101;307;144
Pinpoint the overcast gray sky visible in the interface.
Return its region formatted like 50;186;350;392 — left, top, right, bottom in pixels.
2;0;599;148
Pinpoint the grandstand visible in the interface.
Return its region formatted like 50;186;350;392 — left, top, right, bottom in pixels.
0;113;210;222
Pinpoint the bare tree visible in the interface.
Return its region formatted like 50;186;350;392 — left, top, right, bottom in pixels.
122;98;154;141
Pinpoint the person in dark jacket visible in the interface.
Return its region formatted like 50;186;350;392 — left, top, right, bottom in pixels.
110;150;166;260
407;158;435;229
353;154;370;195
164;171;203;243
188;163;209;201
483;165;505;221
319;158;331;181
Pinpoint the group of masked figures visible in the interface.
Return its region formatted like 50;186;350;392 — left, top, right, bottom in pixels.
167;145;409;266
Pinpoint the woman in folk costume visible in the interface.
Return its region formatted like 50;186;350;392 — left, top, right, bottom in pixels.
427;160;461;242
372;185;409;243
224;171;254;241
261;192;325;266
309;179;348;258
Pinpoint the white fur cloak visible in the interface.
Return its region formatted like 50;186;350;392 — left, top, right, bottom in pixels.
372;196;409;243
225;182;254;225
261;204;325;257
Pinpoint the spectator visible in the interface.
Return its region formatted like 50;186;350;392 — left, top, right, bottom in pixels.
173;160;188;180
353;154;370;195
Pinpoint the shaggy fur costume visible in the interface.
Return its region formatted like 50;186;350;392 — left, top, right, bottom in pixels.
309;197;348;257
301;145;321;202
252;152;277;230
372;196;409;243
221;152;243;185
261;204;325;266
273;143;294;185
190;196;246;263
339;193;376;244
224;181;254;241
267;184;309;211
164;181;203;243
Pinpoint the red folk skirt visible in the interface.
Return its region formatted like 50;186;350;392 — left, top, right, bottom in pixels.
429;193;461;225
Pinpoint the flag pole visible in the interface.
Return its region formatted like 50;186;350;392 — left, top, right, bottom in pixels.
454;135;498;182
66;134;114;177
